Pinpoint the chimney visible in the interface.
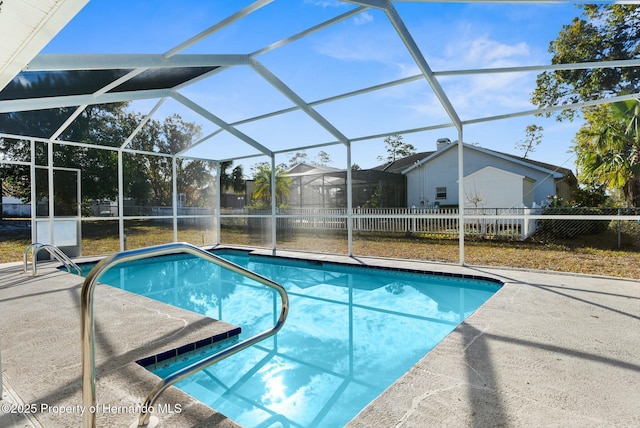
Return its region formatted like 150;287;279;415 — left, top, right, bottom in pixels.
436;138;451;151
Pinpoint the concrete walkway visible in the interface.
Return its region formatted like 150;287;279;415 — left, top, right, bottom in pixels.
1;252;639;427
0;261;242;427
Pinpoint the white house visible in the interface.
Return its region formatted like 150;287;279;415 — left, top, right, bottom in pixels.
401;139;577;209
463;166;535;208
1;196;30;216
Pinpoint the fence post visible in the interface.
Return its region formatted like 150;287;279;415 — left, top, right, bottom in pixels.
618;207;622;249
411;207;416;234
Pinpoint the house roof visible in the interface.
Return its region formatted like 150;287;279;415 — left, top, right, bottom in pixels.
286;162;342;177
498;152;577;182
0;0;88;91
391;141;572;180
371;151;435;174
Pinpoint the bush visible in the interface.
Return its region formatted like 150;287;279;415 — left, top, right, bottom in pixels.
537;207;611;239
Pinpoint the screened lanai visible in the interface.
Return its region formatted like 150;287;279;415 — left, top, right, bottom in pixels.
1;0;639;269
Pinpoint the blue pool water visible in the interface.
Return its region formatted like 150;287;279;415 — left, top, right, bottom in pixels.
89;250;500;427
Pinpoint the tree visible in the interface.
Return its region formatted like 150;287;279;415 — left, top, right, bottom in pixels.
0;142;34;203
287;150;332;167
250;163;291;207
377;134;416;163
151;114;209;206
287;151;308;168
315;151;331;166
119;114;202;207
515;124;543;158
531;5;640;121
572;184;610;207
0;106;221;209
220;161;244;194
574;99;640;206
0;104;129;205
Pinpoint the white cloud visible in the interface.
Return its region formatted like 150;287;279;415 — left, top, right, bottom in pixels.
397;62;421;79
465;38;530;66
304;0;347;8
353;11;374;26
314;30;401;64
444;36;531;69
412;31;540;119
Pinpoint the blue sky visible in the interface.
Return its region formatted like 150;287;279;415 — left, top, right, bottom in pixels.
42;0;588;175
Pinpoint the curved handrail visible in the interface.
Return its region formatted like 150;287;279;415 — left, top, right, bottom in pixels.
23;242;82;276
79;242;289;428
23;243;41;273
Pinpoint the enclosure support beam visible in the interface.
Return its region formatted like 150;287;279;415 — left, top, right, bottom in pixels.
172;156;178;243
458;127;465;266
121;98;167;150
215;162;221;246
118;149;125;251
27;54;248;71
171;92;274;157
50;105;87;141
30;140;36;244
249;59;350;145
384;3;462;130
163;0;273;58
271;155;277;255
47;140;54;246
347;142;353;257
0;89;173;114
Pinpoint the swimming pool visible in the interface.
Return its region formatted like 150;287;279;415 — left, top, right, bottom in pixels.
87;250;501;427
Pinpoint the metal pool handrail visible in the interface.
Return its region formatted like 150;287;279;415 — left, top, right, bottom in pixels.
23;242;82;276
79;242;289;428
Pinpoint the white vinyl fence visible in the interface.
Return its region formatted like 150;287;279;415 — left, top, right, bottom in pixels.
222;207;544;240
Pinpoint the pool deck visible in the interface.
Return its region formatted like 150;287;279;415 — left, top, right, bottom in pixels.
0;259;243;428
1;249;639;427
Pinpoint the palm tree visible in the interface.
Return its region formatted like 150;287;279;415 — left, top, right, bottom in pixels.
251;163;291;207
220;160;244;193
575;99;640;206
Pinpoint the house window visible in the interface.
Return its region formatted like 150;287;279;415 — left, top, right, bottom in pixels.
435;187;447;199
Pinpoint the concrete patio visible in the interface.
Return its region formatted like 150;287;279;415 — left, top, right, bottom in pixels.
1;252;639;427
0;260;242;428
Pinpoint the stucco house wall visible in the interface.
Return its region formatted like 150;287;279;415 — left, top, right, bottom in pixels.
463;166;535;208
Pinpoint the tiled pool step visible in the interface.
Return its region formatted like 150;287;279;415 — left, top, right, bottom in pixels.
136;327;242;369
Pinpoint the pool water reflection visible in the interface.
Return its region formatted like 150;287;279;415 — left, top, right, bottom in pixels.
93;250;500;427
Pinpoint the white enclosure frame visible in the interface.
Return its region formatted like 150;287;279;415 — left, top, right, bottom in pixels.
1;0;640;264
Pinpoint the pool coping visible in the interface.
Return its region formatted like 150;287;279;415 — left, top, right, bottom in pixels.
2;248;639;427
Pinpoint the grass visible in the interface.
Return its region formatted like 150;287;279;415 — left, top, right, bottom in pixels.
2;220;639;279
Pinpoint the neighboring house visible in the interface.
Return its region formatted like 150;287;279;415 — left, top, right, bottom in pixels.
286;163;345;208
395;139;577;209
247;140;577;210
242;163;342;208
283;163;406;208
219;186;246;209
1;196;30;217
